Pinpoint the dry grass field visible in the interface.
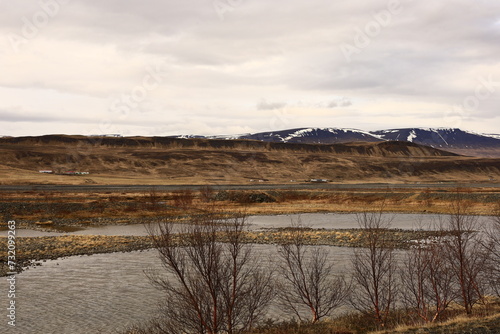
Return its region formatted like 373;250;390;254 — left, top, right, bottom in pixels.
1;186;499;227
245;305;500;334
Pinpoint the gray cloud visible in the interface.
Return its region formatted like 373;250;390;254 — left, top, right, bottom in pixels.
0;109;63;123
326;98;352;108
256;99;287;111
327;101;338;108
0;0;499;136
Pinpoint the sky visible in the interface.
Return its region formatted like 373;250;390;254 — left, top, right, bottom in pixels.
1;0;499;137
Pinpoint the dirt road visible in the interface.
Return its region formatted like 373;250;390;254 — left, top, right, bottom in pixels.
0;182;499;193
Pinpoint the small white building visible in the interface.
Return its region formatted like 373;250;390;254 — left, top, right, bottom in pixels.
310;178;329;183
63;171;90;175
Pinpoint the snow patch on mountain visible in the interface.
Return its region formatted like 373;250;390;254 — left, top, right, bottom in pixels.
344;128;385;139
462;130;500;140
434;131;449;145
407;130;417;142
276;127;383;143
484;133;500;140
282;128;315;142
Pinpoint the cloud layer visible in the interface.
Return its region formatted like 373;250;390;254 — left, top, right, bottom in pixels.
0;0;499;136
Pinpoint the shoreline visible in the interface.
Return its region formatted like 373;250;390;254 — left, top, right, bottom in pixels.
1;227;448;277
0;235;153;276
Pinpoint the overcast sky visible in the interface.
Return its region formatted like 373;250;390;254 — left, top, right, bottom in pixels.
1;0;499;137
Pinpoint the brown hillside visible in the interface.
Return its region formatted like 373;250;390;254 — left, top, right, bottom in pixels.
0;135;498;185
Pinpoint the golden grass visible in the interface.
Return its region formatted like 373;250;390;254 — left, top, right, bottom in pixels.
245;300;500;334
369;311;500;334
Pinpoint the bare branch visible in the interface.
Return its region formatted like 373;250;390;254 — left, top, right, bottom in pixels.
276;219;350;323
146;207;274;334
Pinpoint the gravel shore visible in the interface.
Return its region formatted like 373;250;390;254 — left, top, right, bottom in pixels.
0;234;153;276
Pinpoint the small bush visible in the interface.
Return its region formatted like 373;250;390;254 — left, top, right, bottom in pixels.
214;190;230;201
172;190;194;208
214;191;277;204
244;192;277;203
199;185;215;202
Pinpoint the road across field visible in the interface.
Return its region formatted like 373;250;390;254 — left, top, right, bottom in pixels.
0;182;499;193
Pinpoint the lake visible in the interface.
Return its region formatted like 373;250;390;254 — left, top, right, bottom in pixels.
0;213;495;333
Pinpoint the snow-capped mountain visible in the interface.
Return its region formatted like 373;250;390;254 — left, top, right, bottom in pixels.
172;127;500;157
482;133;500;140
372;128;500;149
237;127;383;144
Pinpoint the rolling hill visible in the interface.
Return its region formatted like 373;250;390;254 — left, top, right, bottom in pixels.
0;135;499;185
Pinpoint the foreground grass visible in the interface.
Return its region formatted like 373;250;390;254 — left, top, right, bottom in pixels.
125;307;500;334
246;305;500;334
371;312;500;334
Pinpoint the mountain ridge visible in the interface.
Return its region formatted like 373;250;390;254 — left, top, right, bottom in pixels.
173;127;500;157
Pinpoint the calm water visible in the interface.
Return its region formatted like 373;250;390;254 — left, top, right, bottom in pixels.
1;245;354;334
1;250;163;334
0;212;494;237
0;213;495;333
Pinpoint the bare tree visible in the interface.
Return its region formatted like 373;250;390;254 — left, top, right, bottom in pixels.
439;189;490;315
350;209;397;327
276;223;350;323
146;208;274;334
400;239;457;323
483;203;500;297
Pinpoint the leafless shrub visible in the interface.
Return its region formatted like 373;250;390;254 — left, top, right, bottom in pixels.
172;189;194;209
400;239;457;323
483;203;500;297
146;187;161;211
276;221;350;323
350;207;397;328
440;189;490;314
199;185;215;203
145;208;274;334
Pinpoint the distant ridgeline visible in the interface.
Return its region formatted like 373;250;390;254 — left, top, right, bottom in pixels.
0;132;499;183
173;127;500;157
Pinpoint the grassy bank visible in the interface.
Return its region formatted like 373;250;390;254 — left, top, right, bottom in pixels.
126;302;500;334
373;312;500;333
237;299;500;334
